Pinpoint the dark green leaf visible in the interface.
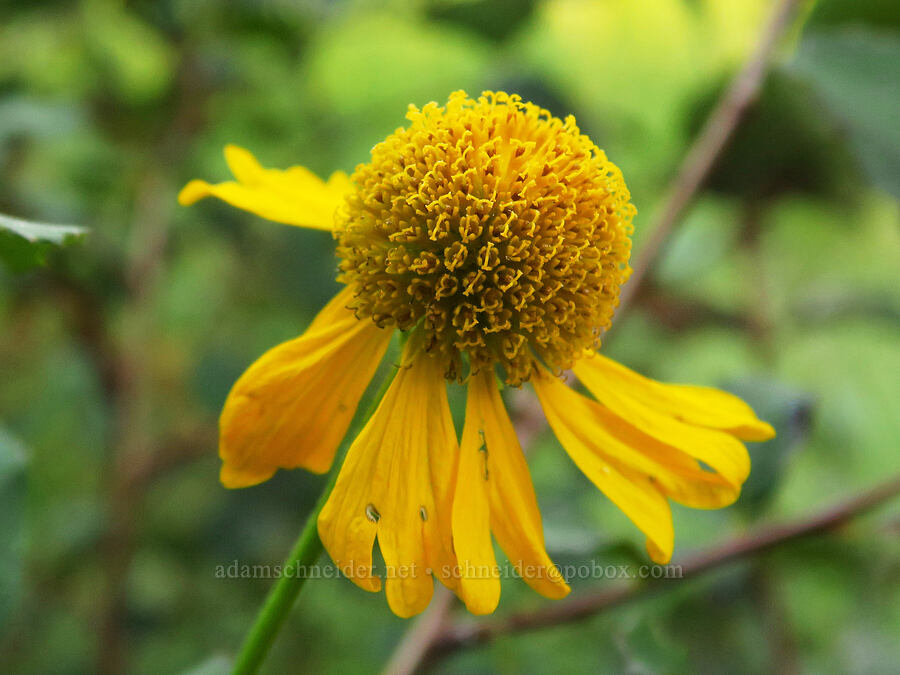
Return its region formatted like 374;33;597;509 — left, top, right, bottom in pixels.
806;0;900;32
792;29;900;198
0;212;87;273
426;0;538;42
723;379;815;518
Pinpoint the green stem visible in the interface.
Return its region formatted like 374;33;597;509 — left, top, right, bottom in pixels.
232;473;334;675
232;362;400;675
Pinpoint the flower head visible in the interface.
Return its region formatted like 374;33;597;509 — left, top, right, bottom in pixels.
336;91;633;384
180;90;774;618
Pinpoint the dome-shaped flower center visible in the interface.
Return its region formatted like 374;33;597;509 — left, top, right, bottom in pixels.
336;91;635;385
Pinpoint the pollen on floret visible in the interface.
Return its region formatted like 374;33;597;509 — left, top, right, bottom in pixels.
335;90;635;385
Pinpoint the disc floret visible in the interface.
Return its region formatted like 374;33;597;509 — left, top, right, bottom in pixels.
336;91;635;384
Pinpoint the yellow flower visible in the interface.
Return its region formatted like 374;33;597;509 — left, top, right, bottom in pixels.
180;91;774;618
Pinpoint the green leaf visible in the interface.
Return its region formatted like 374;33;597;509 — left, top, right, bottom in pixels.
0;428;27;627
426;0;539;42
0;212;87;273
724;378;815;518
806;0;900;32
82;1;176;104
792;29;900;198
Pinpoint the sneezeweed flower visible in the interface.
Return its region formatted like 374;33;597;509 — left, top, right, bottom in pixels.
180;91;774;618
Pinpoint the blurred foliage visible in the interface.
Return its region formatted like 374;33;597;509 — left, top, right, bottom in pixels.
688;72;858;201
0;0;898;674
0;428;27;628
792;30;900;198
0;213;87;272
726;379;814;518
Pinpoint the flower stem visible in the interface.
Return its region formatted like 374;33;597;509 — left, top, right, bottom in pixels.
231;472;334;675
232;361;400;675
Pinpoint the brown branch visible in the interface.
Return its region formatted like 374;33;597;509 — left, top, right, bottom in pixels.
91;57;214;675
122;421;217;490
615;0;804;316
382;587;456;675
425;474;900;664
635;280;753;333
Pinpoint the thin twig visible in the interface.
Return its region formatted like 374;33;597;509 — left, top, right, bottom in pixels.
615;0;804;316
425;474;900;663
382;587;455;675
96;167;173;675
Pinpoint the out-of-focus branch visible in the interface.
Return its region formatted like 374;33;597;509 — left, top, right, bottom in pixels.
89;56;213;675
615;0;804;316
122;422;217;490
424;474;900;664
382;587;455;675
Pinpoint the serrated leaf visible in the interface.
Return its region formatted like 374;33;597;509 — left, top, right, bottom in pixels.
0;428;27;627
0;212;87;272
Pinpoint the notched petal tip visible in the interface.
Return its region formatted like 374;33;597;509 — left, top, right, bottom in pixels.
219;462;274;489
544;574;572;599
646;538;673;565
317;511;382;593
735;419;777;443
384;573;437;618
177;179;214;206
459;581;501;615
326;170;353;192
224;144;263;183
178;145;351;230
224;143;252;162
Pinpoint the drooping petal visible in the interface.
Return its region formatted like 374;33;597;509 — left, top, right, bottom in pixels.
532;367;674;564
313;433;382;593
571;362;752;494
453;371;501;615
463;371;570;600
178;145;353;230
318;347;459;618
541;368;740;509
219;287;391;488
574;352;775;442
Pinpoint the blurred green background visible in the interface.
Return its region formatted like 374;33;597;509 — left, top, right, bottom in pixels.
1;0;898;673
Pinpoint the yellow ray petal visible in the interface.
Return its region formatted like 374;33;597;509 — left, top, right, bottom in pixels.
463;370;570;600
532;368;674;563
318;347;458;618
315;404;383;593
453;370;502;615
575;352;775;442
537;368;739;509
178;145;353;231
572;358;752;492
219;287;391;488
420;365;461;597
